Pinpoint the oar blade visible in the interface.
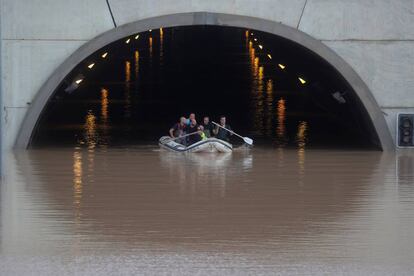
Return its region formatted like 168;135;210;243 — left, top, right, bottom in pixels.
213;121;253;145
243;137;253;145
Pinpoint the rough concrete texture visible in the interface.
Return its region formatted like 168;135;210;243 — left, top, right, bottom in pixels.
300;0;414;40
1;0;114;40
1;0;413;151
1;40;84;107
2;107;27;150
109;0;307;27
324;41;414;108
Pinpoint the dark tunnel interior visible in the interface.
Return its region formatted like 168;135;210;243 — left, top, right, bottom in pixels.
31;26;381;149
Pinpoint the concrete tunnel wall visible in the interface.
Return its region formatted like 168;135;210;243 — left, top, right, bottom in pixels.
1;0;414;151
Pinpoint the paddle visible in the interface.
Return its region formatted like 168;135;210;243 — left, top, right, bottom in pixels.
212;121;253;146
165;131;202;143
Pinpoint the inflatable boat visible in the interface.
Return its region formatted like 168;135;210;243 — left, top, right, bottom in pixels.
159;136;232;153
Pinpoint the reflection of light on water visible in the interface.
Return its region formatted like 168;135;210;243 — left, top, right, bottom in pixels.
296;121;308;186
84;110;97;148
266;79;273;96
149;36;153;58
87;142;95;179
101;88;109;123
253;65;264;134
159;28;164;60
125;61;131;118
258;66;264;84
258;66;264;98
264;78;274;136
249;39;259;79
159;28;164;83
134;51;139;79
125;61;131;82
100;88;109;145
254;57;259;77
296;121;308;148
73;148;83;218
248;41;256;76
276;98;287;145
248;38;264;135
73;149;82;200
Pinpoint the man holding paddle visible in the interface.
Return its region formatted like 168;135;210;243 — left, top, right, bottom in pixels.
212;116;254;146
213;116;233;142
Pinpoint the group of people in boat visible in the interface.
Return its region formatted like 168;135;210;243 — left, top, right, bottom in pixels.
169;113;232;145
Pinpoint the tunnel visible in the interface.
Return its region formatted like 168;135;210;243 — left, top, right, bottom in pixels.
28;25;381;149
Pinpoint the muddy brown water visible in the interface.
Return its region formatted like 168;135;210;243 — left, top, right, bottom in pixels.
1;147;414;275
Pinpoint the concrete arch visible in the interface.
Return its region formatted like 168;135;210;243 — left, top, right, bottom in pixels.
15;12;394;150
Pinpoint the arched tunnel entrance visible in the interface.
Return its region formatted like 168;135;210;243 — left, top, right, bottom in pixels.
15;13;393;150
30;26;381;149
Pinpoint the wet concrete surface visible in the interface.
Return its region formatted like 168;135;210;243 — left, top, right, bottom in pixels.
1;147;414;275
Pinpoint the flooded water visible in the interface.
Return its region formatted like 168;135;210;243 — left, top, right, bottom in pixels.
1;147;414;275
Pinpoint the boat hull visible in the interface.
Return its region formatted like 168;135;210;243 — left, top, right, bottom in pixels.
159;136;232;153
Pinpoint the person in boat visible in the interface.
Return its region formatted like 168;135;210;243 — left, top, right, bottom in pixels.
169;117;187;144
186;113;196;126
198;125;207;140
201;116;214;138
185;118;202;145
213;115;233;142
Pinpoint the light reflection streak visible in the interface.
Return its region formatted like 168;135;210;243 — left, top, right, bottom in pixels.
276;98;287;146
125;61;131;118
265;79;274;136
101;88;109;145
248;38;264;135
160;28;164;61
84;110;97;149
296;121;308;185
101;88;109;124
296;121;308;149
159;28;164;83
134;51;139;80
72;147;83;250
83;109;97;196
248;41;256;78
125;60;131;82
149;36;153;58
253;66;264;135
73;148;83;209
254;57;259;78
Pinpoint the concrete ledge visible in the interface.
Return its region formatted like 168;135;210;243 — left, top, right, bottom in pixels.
14;12;395;151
